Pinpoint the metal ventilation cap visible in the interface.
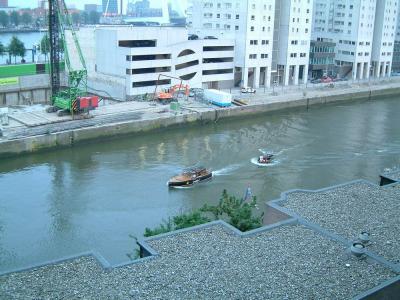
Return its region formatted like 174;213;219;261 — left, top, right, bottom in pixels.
351;242;366;257
359;231;370;244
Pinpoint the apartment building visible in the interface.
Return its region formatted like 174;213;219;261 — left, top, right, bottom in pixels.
313;0;397;80
67;26;235;100
273;0;314;86
188;0;276;88
393;7;400;72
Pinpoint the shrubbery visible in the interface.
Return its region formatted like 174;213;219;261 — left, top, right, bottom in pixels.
143;190;264;237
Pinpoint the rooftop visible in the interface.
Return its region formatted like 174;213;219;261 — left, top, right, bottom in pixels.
0;178;399;299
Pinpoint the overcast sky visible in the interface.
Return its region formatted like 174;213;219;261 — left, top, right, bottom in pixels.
9;0;187;10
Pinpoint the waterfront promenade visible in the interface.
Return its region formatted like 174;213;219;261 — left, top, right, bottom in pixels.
1;76;400;158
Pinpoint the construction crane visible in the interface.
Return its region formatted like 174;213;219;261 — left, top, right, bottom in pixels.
47;0;98;117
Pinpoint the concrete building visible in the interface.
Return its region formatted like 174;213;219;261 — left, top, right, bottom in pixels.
84;4;102;14
102;0;118;15
272;0;313;86
393;7;400;73
371;0;398;78
188;0;276;89
0;0;7;8
312;0;398;80
67;26;234;100
309;39;336;78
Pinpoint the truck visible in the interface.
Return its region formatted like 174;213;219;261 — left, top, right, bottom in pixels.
203;89;232;107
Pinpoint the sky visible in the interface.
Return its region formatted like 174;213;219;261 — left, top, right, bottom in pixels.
9;0;187;10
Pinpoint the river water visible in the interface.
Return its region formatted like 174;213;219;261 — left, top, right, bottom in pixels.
0;32;45;65
0;97;400;272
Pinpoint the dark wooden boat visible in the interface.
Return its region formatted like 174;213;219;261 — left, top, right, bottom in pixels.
168;166;213;187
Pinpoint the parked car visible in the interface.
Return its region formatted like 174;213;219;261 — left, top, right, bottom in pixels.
321;76;333;83
241;87;256;94
188;34;199;40
311;78;322;84
204;36;218;40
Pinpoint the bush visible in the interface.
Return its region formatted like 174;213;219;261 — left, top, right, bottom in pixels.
143;190;264;237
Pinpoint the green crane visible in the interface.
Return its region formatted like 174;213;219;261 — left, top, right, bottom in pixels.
47;0;98;116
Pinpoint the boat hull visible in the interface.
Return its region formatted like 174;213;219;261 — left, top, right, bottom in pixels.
168;172;213;187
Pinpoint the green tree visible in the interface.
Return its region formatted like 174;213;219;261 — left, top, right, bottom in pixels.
81;11;89;24
0;42;5;57
0;11;9;28
40;34;50;61
201;190;264;232
21;12;33;26
71;12;81;25
8;36;26;64
9;11;19;27
88;11;100;24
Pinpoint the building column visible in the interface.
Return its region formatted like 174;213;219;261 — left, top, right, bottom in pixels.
365;62;370;79
242;67;249;88
303;64;309;84
352;64;357;80
254;67;260;88
265;66;271;88
388;61;392;77
294;65;299;85
284;66;290;86
380;62;384;77
359;62;364;80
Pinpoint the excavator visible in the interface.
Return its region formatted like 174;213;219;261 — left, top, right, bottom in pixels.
46;0;98;117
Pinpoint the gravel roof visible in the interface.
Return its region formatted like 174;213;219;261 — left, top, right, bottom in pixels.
281;181;400;267
382;170;400;182
0;223;395;299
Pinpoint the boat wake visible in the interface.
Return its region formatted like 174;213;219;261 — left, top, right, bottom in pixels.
250;157;280;167
213;164;242;176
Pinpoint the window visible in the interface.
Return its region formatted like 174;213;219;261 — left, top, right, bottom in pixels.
133;79;170;88
203;69;233;75
119;40;156;48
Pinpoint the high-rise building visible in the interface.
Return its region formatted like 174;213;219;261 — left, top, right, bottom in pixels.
371;0;398;78
0;0;8;8
85;4;102;13
188;0;276;89
272;0;313;86
313;0;378;80
102;0;118;15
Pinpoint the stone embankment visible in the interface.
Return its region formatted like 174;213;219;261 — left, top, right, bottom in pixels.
1;77;400;158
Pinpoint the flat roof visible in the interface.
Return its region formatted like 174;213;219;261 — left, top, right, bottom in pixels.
0;222;396;299
277;181;400;269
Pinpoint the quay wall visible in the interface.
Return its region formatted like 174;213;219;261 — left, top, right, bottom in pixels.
1;85;399;158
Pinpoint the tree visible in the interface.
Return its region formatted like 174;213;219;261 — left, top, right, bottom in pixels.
9;11;19;27
21;12;33;26
71;12;81;25
8;36;26;63
0;11;9;28
143;190;264;237
0;42;5;57
88;11;100;24
81;11;89;24
40;34;50;61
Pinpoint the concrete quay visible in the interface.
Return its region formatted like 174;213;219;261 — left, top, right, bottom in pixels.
1;77;400;159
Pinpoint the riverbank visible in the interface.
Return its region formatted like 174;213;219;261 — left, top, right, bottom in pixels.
1;77;400;159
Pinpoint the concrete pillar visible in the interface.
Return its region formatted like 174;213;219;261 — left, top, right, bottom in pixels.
380;62;384;77
365;62;370;79
359;62;364;80
388;61;392;77
284;66;290;86
242;67;249;88
254;67;260;88
265;66;271;88
303;64;309;84
294;65;299;85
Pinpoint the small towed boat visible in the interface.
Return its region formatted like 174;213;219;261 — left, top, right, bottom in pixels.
258;154;274;164
168;166;212;187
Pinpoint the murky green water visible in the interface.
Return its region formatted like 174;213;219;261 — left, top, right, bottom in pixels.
1;97;400;272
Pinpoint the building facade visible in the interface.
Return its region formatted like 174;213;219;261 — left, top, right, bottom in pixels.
313;0;383;80
102;0;118;15
188;0;276;88
309;39;336;78
371;0;398;78
67;26;235;100
272;0;313;86
0;0;7;8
